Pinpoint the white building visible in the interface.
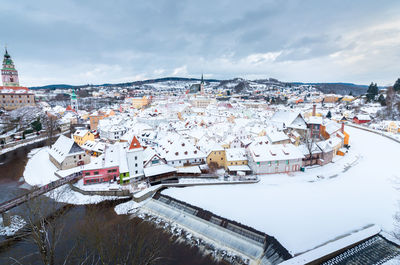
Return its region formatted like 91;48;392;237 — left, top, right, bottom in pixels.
247;143;304;175
156;134;206;167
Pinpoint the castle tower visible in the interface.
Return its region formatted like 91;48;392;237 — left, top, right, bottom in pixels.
71;88;78;111
2;48;20;87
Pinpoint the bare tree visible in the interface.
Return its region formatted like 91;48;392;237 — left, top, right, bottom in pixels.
303;129;316;166
70;205;166;265
41;112;59;147
16;188;68;265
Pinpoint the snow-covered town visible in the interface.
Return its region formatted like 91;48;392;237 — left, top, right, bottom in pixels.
2;1;400;265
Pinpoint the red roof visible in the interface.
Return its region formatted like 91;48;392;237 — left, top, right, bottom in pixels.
66;105;73;111
129;136;142;150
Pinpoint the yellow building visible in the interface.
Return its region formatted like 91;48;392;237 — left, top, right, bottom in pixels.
131;96;150;109
73;129;95;146
224;148;248;170
387;121;399;134
341;96;355;102
206;144;226;168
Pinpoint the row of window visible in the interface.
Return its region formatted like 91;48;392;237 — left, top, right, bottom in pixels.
1;95;33;98
256;160;292;166
170;159;204;165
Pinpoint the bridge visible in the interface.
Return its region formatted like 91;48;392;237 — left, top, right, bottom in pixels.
0;172;81;214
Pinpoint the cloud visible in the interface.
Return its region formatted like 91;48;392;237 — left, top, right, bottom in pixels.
2;0;400;86
172;65;188;76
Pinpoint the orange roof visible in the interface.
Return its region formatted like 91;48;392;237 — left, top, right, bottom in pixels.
0;86;29;91
129;136;142;150
66;105;73;111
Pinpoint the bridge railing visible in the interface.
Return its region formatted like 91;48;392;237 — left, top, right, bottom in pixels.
0;172;82;213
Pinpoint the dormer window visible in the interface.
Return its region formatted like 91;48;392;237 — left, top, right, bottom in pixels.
194;150;197;154
182;143;185;147
175;152;179;156
184;151;188;155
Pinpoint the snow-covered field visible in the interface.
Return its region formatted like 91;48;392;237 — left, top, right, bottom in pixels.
162;126;400;255
23;147;59;186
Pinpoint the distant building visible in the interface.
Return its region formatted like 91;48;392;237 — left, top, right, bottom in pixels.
0;49;35;110
189;74;205;94
71;89;78;111
131;96;150;109
353;114;371;124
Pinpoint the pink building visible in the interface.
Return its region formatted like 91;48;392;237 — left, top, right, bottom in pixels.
82;144;120;185
82;166;119;185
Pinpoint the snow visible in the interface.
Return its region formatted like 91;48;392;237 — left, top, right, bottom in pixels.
24;147;59;186
143;164;176;177
0;215;26;236
280;225;380;264
162;126;400;255
176;166;201;174
114;199;148;215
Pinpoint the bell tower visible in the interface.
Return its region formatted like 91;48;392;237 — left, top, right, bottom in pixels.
2;48;20;87
71;88;78;111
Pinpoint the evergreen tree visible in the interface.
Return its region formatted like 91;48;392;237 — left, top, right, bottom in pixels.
326;110;332;119
394;78;400;92
366;82;378;101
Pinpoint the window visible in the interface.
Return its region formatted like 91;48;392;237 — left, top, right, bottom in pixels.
221;158;224;160
286;160;289;165
94;171;99;175
135;163;138;167
85;172;90;176
135;170;138;174
257;162;260;165
135;156;137;160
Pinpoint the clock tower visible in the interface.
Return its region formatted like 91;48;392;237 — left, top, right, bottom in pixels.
2;49;19;87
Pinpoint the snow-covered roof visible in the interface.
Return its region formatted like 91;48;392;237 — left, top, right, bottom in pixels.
225;148;247;161
73;129;89;137
176;166;201;174
355;114;371;121
227;165;251;171
266;130;289;143
144;164;176;177
324;121;341;135
48;135;85;164
248;144;304;162
307;116;323;125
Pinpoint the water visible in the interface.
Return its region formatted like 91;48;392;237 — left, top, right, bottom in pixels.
0;143;225;265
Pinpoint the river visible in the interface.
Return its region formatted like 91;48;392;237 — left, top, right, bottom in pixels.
0;143;225;265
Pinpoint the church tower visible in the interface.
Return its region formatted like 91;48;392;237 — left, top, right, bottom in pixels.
2;49;19;87
71;88;78;111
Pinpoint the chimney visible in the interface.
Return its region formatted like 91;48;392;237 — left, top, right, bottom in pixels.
312;104;316;116
341;122;345;133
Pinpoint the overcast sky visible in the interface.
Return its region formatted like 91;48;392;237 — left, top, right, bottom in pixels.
1;0;400;86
